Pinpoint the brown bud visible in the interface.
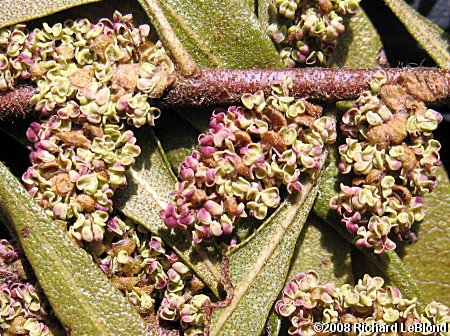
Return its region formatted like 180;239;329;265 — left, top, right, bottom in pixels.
112;236;136;256
51;173;74;196
37;161;62;180
340;314;358;336
263;107;287;130
92;159;107;172
293;114;315;128
233;130;252;147
373;301;384;320
111;277;140;291
82;123;105;139
203;157;217;168
224;197;238;216
29;62;47;78
385;113;408;145
380;85;409;113
69;67;94;88
76;194;96;212
401;73;446;103
318;0;333;12
112;63;140;93
91;34;115;61
148;64;176;99
302;99;323;118
392;184;412;204
56;43;75;61
57;131;91;148
189;275;205;293
191;189;207;206
366;113;407;148
261;131;287;152
6;315;27;335
366;169;383;184
234;156;251;178
400;145;417;172
366;125;390;148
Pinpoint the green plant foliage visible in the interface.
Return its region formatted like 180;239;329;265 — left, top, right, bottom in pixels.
0;161;148;336
115;128;223;297
209;174;323;336
384;0;450;68
0;0;101;28
138;0;283;69
400;167;450;305
331;9;383;68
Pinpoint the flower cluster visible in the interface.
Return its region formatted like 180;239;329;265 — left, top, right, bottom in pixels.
331;72;443;253
161;77;336;243
267;0;360;67
97;218;208;335
13;13;175;243
275;271;449;336
0;240;52;336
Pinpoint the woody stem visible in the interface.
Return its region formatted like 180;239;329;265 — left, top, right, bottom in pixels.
1;67;450;119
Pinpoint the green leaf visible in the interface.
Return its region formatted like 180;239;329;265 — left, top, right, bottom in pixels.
154;111;200;173
0;0;101;29
399;167;450;305
384;0;450;69
138;0;283;69
0;161;148;336
115;128;222;297
331;9;383;68
209;156;326;336
287;214;353;285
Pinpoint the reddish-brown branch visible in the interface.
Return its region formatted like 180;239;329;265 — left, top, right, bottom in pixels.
1;68;450;119
160;67;450;107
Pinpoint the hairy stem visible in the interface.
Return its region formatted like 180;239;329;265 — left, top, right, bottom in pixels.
1;67;450;119
160;67;450;106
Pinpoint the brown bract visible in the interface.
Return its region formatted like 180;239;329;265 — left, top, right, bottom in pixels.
69;67;94;88
261;130;287;152
57;130;91;148
75;194;96;212
51;173;74;196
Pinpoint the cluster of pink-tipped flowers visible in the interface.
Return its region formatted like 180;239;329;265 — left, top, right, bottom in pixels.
161;77;336;243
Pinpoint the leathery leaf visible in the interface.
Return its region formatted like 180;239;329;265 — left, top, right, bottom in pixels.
115;128;222;297
400;167;450;305
138;0;283;69
384;0;450;68
0;0;101;29
0;161;148;336
331;9;383;68
208;151;327;336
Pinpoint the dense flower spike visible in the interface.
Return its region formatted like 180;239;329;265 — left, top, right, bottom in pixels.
0;240;52;336
8;13;175;243
161;77;336;243
267;0;361;67
275;271;450;336
331;72;443;253
96;218;207;335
